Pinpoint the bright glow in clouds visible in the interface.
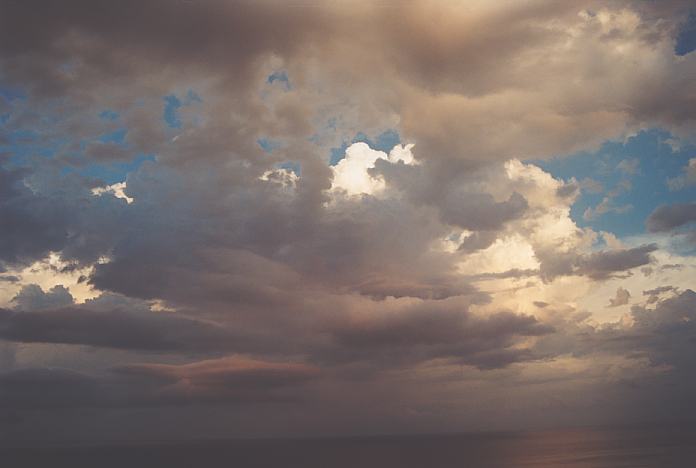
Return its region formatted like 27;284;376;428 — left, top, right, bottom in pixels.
331;142;416;195
91;181;134;203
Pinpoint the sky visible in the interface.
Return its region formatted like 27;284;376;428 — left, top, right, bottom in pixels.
0;0;696;444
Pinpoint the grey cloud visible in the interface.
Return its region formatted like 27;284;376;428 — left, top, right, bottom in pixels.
576;244;657;280
112;356;320;404
372;160;529;233
643;285;678;304
440;192;528;232
555;181;580;199
0;356;319;410
83;141;131;162
608;287;631;307
579;290;696;378
0;341;14;370
0;167;73;266
11;284;73;311
0;367;101;409
537;289;696;369
322;301;552;370
0;305;249;354
646;202;696;232
0;163;129;268
458;231;498;253
539;244;657;281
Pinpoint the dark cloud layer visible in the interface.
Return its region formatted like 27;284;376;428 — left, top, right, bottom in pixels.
0;356;319;410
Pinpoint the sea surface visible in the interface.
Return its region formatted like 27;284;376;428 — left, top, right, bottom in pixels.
2;424;695;467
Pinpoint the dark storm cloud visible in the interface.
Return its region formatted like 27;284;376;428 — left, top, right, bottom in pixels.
646;202;696;232
0;163;129;269
0;285;263;354
11;284;73;311
0;306;245;353
0;167;72;266
320;300;552;370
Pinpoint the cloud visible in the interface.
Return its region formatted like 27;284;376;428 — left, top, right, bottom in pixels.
538;244;657;281
113;356;320;403
0;168;73;267
576;244;657;280
643;285;678;304
0;356;319;410
0;293;256;354
666;158;696;191
1;0;696;440
608;287;631;307
11;284;73;311
646;202;696;232
321;298;552;370
91;182;133;204
331;142;416;196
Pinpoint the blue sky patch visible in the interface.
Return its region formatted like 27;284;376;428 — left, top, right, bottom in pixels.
0;86;27;103
267;70;291;90
277;161;301;176
163;95;183;128
99;109;119;121
675;10;696;56
257;137;282;153
98;128;127;144
535;129;696;237
64;154;156;185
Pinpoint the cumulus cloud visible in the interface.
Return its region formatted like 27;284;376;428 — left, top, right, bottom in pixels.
331;142;416;196
11;284;73;311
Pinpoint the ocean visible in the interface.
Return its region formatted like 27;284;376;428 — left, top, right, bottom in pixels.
2;424;695;467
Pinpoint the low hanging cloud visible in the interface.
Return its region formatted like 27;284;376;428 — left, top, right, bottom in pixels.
0;356;319;410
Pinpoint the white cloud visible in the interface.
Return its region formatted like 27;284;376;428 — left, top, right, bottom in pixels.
91;182;134;204
331;142;416;195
